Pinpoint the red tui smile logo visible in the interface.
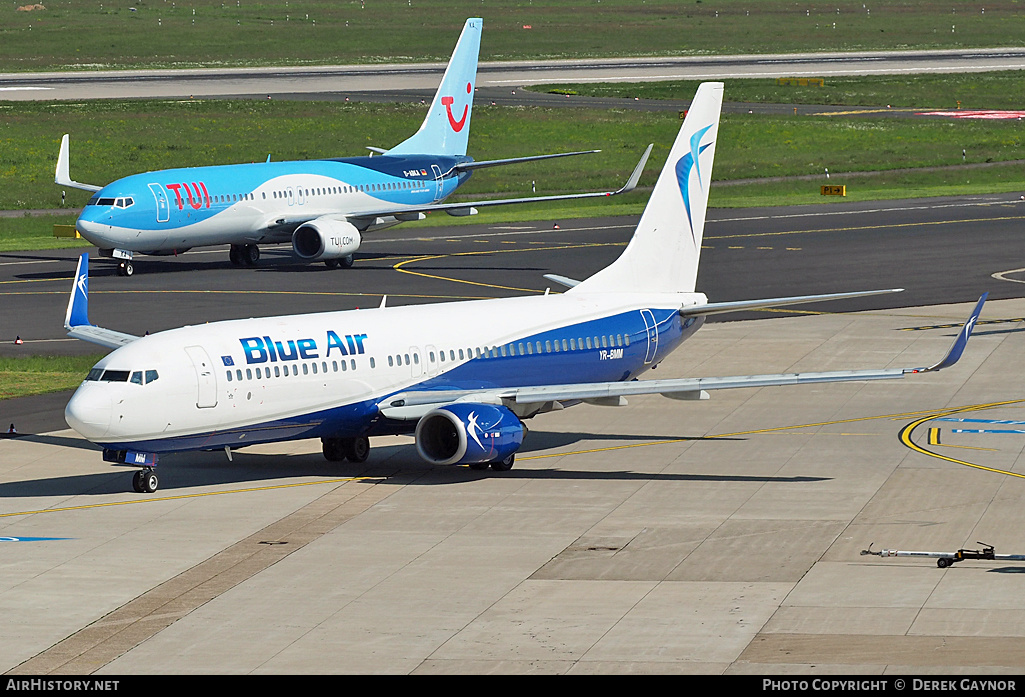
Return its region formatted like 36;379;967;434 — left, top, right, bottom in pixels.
442;82;472;132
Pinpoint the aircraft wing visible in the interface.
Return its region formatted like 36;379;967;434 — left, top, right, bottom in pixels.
64;253;140;349
378;294;987;419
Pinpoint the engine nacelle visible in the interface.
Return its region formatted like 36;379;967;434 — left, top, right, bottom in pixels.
415;403;524;466
291;219;362;261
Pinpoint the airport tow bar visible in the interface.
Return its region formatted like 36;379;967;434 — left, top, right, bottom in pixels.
861;542;1025;568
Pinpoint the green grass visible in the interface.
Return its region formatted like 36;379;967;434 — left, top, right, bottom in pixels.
4;98;1024;212
0;354;103;400
532;71;1025;110
2;1;1025;72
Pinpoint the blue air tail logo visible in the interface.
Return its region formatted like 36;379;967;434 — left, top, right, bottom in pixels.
674;124;715;245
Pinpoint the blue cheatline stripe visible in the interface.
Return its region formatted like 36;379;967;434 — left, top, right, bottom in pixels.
98;308;700;455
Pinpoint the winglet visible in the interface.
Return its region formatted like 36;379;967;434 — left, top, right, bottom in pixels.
64;253;139;349
65;253;91;330
55;134;103;193
618;143;653;194
908;293;988;374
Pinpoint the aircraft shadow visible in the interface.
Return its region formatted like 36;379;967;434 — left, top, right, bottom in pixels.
0;438;826;499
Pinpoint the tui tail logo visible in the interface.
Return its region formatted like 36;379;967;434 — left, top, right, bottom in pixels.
442;82;472;132
674;124;714;247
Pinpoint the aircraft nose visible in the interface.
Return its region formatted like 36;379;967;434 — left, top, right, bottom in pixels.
76;211;117;247
65;386;112;440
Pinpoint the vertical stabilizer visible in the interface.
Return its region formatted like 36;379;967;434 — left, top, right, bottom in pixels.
386;18;482;157
571;82;723;295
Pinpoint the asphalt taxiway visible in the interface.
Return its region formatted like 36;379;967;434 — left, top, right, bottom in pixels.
2;195;1025;674
2;296;1025;674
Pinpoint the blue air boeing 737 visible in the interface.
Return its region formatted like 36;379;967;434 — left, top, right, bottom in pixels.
61;83;986;494
55;18;648;276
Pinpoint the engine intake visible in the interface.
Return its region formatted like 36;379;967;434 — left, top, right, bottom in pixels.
415;403;524;466
292;219;362;260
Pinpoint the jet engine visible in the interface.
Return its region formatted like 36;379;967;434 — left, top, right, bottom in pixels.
291;219;362;261
415;403;524;466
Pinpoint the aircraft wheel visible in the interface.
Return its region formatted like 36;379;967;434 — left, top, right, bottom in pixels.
490;454;515;472
325;259;340;269
229;245;243;266
938;557;952;568
133;469;158;493
243;244;260;266
118;261;134;277
322;438;345;462
343;436;370;463
339;254;354;269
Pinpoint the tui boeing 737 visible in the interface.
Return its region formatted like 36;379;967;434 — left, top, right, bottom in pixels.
61;82;986;494
55;18;648;276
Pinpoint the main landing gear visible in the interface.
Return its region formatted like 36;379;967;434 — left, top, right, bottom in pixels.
324;255;355;269
229;243;260;267
468;454;516;472
132;467;159;493
322;436;370;463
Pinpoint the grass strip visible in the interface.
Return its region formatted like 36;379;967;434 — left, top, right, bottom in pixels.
0;354;104;400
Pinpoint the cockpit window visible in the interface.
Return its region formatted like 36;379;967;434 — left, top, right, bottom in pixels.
114;198;134;209
145;369;159;384
130;371;143;385
100;370;130;382
95;198;116;207
85;368;104;381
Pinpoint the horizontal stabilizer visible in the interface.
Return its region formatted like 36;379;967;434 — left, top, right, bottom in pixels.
543;274;581;289
453;150;600;172
680;288;904;317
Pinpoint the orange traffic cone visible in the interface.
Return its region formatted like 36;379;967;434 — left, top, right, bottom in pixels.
14;336;23;345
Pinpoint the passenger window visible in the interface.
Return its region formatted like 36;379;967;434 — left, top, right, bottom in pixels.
275;366;281;377
321;361;327;373
458;349;464;360
246;369;252;380
303;364;309;375
332;360;338;372
404;354;410;365
388;356;394;367
526;343;533;355
413;354;419;365
236;369;242;381
312;363;318;374
350;359;356;371
226;371;233;382
341;360;347;372
545;341;552;353
370;357;376;369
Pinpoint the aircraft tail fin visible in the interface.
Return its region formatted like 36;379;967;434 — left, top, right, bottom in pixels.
571;82;724;295
385;18;482;157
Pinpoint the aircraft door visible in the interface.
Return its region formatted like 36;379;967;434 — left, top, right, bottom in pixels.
431;164;444;201
297;185;306;206
148;183;170;223
640;309;659;364
184;345;218;408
